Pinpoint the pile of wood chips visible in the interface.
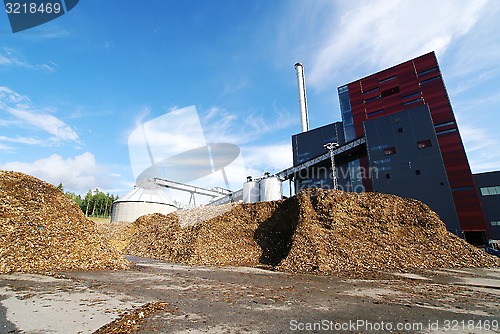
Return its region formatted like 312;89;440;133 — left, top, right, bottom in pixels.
93;302;176;334
0;171;129;274
123;188;500;275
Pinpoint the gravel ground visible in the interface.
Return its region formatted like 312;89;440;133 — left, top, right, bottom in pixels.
1;256;499;334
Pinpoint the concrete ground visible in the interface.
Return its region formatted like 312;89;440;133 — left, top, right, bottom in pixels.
0;257;499;333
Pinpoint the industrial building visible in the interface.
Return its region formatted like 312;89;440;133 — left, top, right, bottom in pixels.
292;52;490;244
114;52;496;247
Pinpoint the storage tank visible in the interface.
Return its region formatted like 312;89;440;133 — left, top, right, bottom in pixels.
111;180;177;223
259;174;282;202
242;176;260;203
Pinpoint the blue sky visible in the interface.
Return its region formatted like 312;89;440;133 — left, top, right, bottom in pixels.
1;0;499;196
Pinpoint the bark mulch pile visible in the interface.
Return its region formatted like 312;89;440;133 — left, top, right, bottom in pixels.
0;171;129;274
122;188;500;275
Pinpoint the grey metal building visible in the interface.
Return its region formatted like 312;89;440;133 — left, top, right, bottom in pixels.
364;105;462;235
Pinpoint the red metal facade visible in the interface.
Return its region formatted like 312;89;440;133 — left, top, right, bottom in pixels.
346;52;487;234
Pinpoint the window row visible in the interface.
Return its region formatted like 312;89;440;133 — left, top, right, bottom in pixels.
385;169;422;179
491;221;500;227
381;140;432;156
480;186;500;196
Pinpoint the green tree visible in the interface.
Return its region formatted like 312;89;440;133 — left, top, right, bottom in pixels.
63;185;118;218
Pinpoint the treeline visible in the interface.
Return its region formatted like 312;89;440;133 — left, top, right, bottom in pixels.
58;184;118;218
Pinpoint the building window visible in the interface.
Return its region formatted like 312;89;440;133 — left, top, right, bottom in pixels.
436;128;457;136
383;147;397;155
373;158;391;165
381;86;400;97
370;144;389;151
417;139;432;149
363;87;379;94
435;121;455;129
402;92;421;99
480;186;500;196
417;67;438;77
364;95;380;103
367;109;385;117
397;127;404;133
386;174;391;179
403;98;423;106
415;170;421;175
379;75;396;84
420;76;441;84
491;221;500;226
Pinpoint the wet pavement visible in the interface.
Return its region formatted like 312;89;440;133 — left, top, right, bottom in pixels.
1;257;499;333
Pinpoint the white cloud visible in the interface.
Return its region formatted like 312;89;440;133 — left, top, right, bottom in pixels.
242;142;293;175
6;107;79;142
286;0;490;89
0;86;79;146
0;152;130;194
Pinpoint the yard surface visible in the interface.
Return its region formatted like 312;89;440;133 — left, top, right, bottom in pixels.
1;257;499;333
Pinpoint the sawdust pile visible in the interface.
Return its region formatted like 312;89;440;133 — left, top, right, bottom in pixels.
0;171;129;274
93;302;176;334
123;189;499;275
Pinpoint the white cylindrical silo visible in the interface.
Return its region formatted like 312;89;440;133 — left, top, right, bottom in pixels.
110;180;177;223
259;176;282;202
243;176;260;203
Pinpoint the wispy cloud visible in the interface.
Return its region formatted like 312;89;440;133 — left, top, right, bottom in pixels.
0;86;80;147
0;135;43;145
281;0;490;89
0;48;56;73
201;104;298;146
220;78;251;97
459;124;500;173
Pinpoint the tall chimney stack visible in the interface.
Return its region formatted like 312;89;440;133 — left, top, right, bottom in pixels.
294;62;309;133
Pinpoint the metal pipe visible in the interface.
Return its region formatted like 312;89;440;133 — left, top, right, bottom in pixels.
294;63;309;132
324;142;340;190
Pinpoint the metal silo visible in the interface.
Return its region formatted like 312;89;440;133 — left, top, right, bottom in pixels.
110;180;177;223
242;176;260;203
259;174;282;202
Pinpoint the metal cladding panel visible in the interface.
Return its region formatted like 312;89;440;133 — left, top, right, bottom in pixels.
365;99;383;114
437;133;474;188
452;189;489;231
413;53;439;72
292;122;344;165
360;76;378;92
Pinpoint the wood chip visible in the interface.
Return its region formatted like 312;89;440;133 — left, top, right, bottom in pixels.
0;171;130;274
119;188;500;275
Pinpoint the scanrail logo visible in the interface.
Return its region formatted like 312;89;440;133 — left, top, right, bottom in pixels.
3;0;79;33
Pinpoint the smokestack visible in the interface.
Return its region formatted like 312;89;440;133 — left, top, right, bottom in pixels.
294;62;309;133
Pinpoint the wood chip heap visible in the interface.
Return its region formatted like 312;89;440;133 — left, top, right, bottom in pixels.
0;171;129;274
123;188;499;275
